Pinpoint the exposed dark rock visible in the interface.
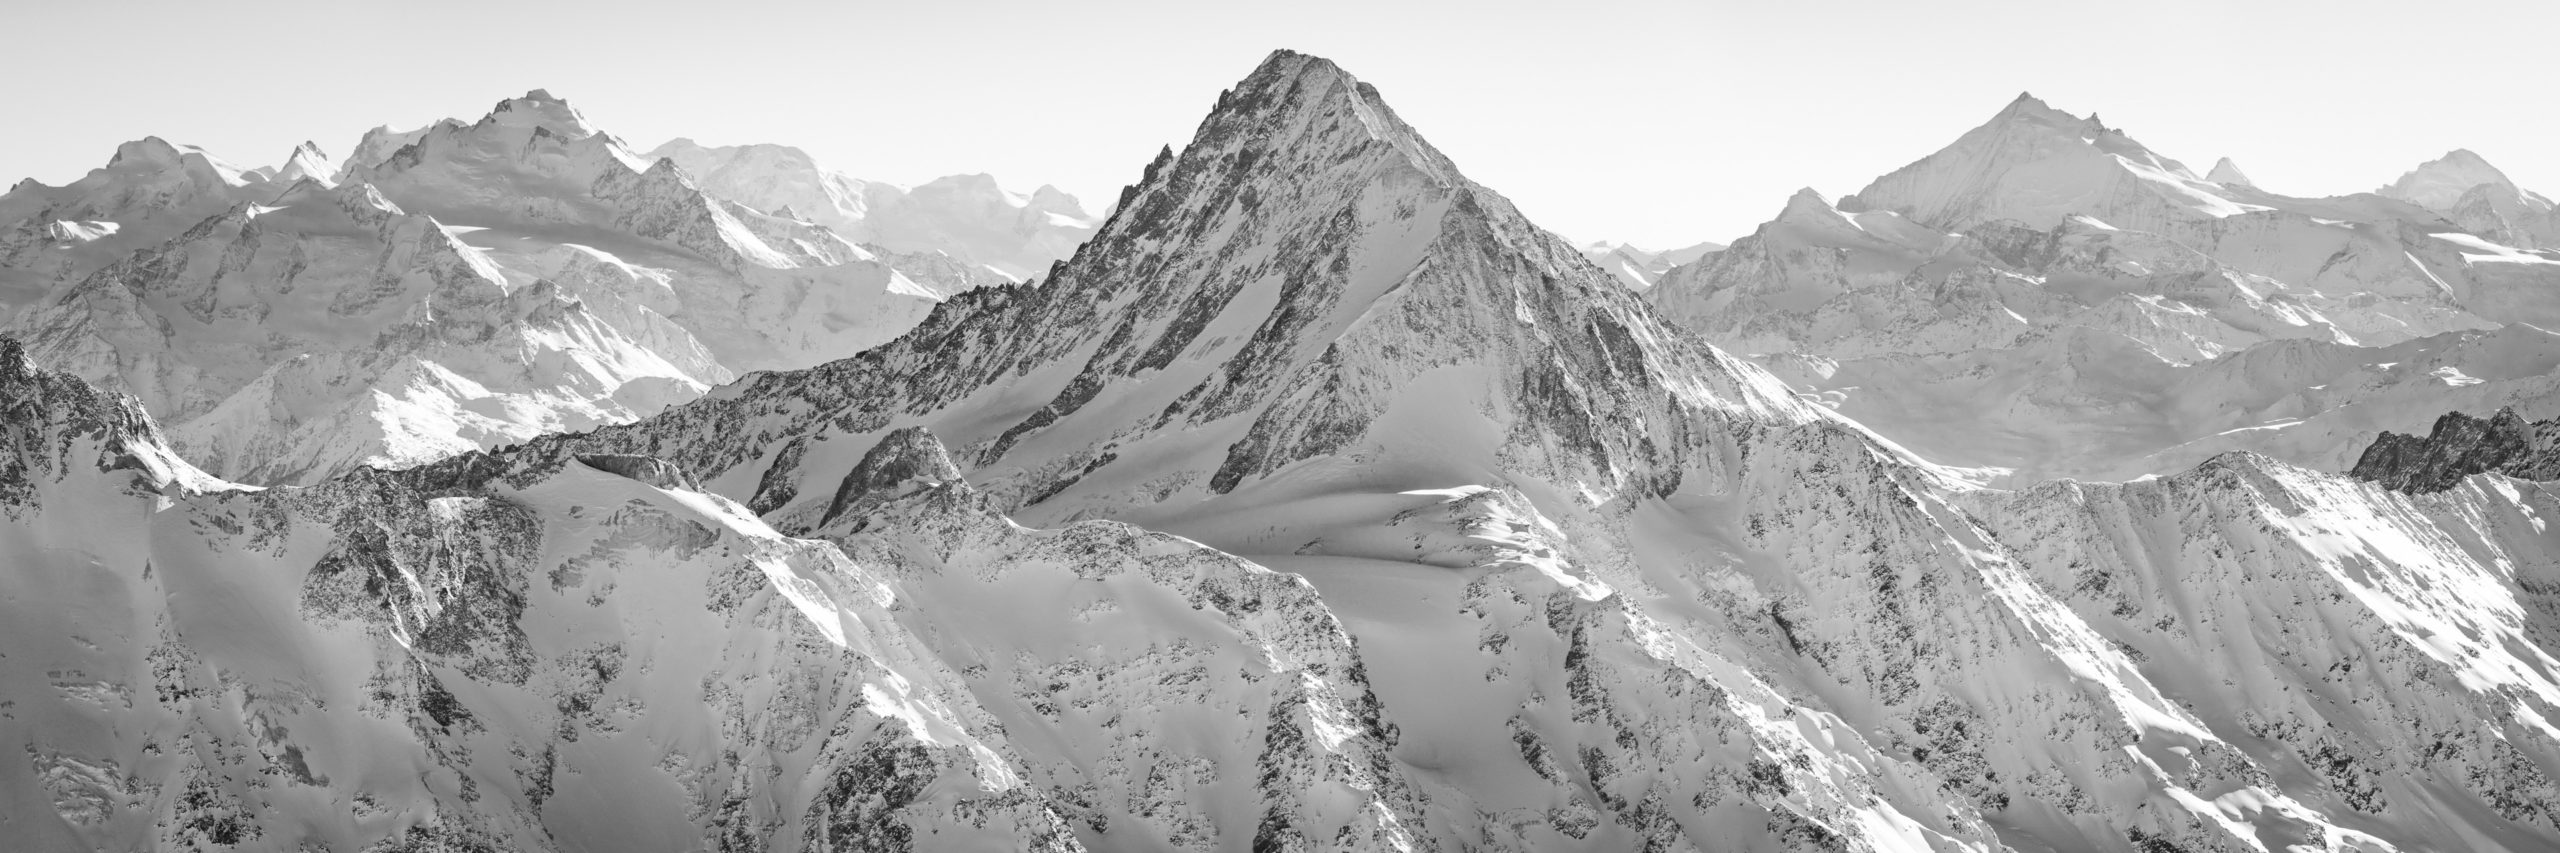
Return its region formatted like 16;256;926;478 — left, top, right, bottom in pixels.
578;453;700;491
2350;407;2560;492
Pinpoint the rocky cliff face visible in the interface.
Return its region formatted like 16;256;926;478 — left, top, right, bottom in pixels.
0;342;1090;853
2351;406;2560;492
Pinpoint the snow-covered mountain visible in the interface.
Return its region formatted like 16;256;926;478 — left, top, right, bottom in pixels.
1576;238;1722;289
1647;92;2560;485
10;49;2560;853
647;138;1101;281
2378;149;2560;250
0;91;1014;484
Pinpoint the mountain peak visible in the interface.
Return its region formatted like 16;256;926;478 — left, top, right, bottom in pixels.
2207;156;2254;187
2381;148;2519;210
1847;90;2243;230
1779;186;1843;220
482;88;602;138
275;140;340;187
1986;90;2087;130
102;137;249;188
106;136;185;168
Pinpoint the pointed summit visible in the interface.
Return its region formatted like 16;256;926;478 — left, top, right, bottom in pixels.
502;47;1804;532
2207;157;2254;187
273;140;340;187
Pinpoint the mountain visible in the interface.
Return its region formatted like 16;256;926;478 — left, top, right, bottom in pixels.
2379;149;2560;250
647;139;1101;280
2351;406;2560;492
13;50;2560;853
1647;92;2560;485
0;339;1088;852
0;138;262;308
2205;156;2254;187
0;91;994;484
1576;238;1722;289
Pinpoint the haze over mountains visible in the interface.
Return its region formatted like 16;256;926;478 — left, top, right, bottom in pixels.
0;91;1097;485
5;49;2560;853
1647;92;2560;486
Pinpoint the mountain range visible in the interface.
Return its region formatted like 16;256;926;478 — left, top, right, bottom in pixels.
4;49;2560;853
1646;93;2560;486
0;91;1095;485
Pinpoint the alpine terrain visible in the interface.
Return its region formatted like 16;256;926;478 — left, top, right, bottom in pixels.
0;91;1092;486
4;49;2559;853
1645;95;2560;486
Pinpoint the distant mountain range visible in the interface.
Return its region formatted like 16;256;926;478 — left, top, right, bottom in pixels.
0;91;1095;484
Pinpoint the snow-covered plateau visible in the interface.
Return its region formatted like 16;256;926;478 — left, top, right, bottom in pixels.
4;49;2560;853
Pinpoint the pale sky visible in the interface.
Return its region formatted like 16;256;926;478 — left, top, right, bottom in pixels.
6;0;2554;249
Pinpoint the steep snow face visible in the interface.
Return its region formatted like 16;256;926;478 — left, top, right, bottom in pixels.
646;138;1100;281
0;349;1087;853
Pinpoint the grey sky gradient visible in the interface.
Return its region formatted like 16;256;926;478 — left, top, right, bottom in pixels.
6;0;2554;248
